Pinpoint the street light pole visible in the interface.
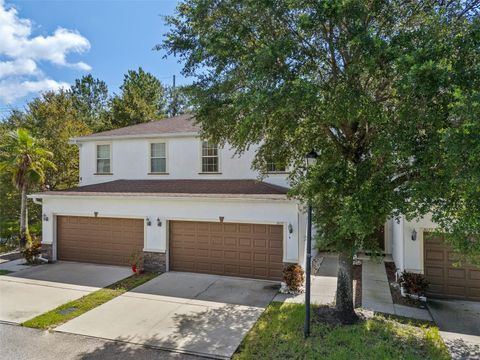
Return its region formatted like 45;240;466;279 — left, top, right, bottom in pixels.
304;203;312;338
303;150;318;339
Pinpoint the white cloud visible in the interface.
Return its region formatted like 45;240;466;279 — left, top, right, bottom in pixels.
0;78;69;104
0;0;91;104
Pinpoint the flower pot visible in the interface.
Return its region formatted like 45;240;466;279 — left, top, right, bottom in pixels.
131;264;137;273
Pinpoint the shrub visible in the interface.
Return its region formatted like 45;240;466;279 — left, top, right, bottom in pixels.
282;264;305;292
399;271;429;295
22;236;42;264
129;250;144;267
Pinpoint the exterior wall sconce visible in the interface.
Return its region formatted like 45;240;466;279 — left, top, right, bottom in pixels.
288;223;293;234
219;216;224;223
146;217;151;226
411;229;417;241
43;214;49;221
94;211;98;218
157;218;162;227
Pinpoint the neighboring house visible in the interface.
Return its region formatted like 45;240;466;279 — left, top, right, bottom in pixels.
29;114;307;281
385;215;480;301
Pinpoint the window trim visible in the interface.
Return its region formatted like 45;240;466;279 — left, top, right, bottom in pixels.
199;140;221;174
149;141;168;174
94;142;112;175
266;161;289;174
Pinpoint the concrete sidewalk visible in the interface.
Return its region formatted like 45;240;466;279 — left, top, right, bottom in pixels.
274;254;338;304
362;260;432;321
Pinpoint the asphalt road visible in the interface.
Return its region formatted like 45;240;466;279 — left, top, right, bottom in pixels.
0;323;206;360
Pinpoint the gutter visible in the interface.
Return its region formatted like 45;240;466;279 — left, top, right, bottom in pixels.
69;132;199;144
27;192;295;203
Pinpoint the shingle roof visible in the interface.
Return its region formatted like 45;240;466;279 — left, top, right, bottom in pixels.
38;179;289;199
74;114;199;140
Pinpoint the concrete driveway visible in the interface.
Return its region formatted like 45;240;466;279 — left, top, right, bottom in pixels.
56;272;279;359
0;261;131;324
428;299;480;359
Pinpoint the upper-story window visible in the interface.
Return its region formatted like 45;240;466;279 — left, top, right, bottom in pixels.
201;141;219;173
96;144;111;174
150;143;167;173
266;160;286;173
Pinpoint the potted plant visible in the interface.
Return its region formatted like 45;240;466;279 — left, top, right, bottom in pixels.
129;251;143;274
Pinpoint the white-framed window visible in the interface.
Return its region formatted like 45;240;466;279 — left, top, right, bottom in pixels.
96;144;111;174
150;142;167;173
201;141;219;173
266;160;286;173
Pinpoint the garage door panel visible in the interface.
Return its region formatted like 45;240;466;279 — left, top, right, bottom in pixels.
470;270;480;281
424;234;480;300
169;221;283;281
57;216;144;266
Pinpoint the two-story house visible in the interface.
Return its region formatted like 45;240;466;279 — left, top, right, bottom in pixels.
30;114;307;280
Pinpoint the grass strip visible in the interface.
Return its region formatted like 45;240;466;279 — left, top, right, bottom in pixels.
233;302;449;360
22;271;158;330
0;270;13;275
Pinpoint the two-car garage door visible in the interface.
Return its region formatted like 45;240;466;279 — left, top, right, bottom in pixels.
57;216;144;266
57;217;284;281
169;221;284;280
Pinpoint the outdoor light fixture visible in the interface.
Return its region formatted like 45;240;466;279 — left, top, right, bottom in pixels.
146;217;151;226
94;211;98;218
411;229;417;241
219;216;224;223
157;218;162;227
288;223;293;234
43;214;49;222
305;149;319;167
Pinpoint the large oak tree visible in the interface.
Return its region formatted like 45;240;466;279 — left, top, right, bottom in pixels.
162;0;480;321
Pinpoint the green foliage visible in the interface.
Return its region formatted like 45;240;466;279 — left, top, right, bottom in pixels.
162;0;480;264
24;90;90;190
400;272;429;296
165;84;194;117
0;128;56;246
70;74;110;132
110;67;167;128
233;302;449;359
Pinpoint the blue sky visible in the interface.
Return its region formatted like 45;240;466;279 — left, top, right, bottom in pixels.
0;0;190;116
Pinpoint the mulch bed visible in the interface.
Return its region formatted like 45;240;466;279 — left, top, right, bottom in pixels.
384;262;424;309
316;305;365;327
353;264;362;308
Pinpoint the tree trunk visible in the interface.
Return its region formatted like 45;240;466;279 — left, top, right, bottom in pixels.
19;184;29;248
335;251;358;324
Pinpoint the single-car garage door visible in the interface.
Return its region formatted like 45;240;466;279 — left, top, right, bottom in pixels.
57;216;144;266
169;221;283;280
424;233;480;301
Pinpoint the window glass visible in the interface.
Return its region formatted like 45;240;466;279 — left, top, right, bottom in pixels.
151;143;166;173
96;144;110;173
201;141;219;172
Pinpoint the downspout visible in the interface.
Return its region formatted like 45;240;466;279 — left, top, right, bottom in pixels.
29;197;49;263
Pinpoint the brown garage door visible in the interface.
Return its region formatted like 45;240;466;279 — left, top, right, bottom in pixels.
57;216;144;266
424;233;480;301
169;221;283;280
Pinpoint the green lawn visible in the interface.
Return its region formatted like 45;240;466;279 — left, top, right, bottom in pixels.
233;302;449;360
22;272;158;330
0;270;12;275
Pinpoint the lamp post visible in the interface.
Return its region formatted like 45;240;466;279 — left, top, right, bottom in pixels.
304;150;318;338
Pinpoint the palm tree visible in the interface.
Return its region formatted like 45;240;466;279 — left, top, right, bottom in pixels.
0;128;56;248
